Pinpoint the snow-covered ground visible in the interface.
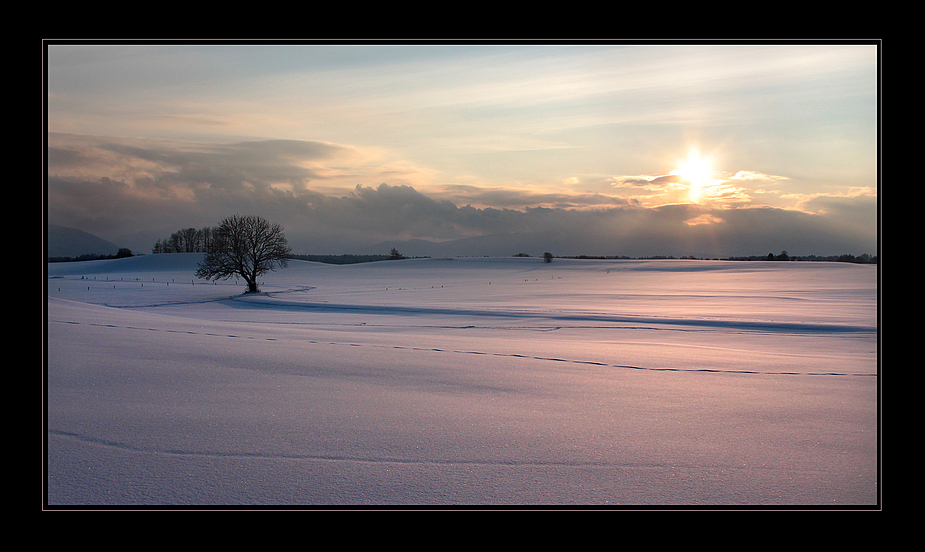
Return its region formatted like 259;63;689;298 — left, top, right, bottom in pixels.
45;254;879;507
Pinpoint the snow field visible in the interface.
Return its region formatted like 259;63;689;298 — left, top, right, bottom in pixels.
45;254;878;506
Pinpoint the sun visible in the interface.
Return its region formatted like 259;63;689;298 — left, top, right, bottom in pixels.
670;148;715;203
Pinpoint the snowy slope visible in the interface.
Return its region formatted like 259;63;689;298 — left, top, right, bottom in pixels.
45;254;879;506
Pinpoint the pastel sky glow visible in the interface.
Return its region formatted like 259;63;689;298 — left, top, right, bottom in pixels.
45;41;879;257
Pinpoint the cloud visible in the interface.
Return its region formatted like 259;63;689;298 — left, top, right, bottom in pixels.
607;168;851;210
48;133;351;190
789;189;878;240
729;170;790;182
46;134;878;258
685;213;725;226
609;174;680;190
432;184;628;211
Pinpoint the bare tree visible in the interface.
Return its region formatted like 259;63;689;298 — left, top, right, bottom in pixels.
178;227;201;252
200;226;215;252
195;215;292;293
167;232;182;253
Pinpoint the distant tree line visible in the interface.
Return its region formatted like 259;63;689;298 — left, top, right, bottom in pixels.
48;248;134;263
728;251;878;263
831;253;878;264
152;227;219;254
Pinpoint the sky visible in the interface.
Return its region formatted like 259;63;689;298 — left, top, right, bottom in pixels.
45;41;879;257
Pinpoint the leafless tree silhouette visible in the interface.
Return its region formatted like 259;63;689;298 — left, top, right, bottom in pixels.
195;215;291;293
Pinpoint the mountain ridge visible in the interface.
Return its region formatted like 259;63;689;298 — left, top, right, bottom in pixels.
47;224;122;258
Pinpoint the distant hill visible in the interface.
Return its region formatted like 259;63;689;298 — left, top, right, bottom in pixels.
47;224;122;259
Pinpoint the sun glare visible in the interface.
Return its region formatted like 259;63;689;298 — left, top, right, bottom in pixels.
671;148;715;203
